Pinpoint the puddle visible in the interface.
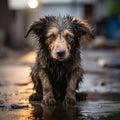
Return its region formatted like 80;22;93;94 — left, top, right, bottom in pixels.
1;101;120;120
79;101;120;120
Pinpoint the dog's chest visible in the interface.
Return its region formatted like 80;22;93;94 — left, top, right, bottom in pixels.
47;62;71;81
47;62;70;99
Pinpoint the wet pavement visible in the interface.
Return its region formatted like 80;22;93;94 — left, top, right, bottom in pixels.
0;49;120;120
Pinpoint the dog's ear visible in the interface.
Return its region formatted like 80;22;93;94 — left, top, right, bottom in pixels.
25;18;47;38
72;19;94;42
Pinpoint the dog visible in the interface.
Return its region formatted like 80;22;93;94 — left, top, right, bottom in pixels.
25;16;94;106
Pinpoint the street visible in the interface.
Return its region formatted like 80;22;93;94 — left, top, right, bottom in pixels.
0;49;120;120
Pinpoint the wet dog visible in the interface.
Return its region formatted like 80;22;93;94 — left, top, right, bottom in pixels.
25;16;94;106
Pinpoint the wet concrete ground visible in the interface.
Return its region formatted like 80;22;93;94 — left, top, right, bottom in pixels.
0;49;120;120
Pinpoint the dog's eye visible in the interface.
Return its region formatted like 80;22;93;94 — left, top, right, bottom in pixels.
48;34;56;40
65;34;73;42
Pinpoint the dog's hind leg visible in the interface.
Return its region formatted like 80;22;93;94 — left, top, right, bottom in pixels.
29;65;43;101
29;78;43;101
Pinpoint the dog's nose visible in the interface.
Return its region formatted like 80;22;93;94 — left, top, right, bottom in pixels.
56;50;65;57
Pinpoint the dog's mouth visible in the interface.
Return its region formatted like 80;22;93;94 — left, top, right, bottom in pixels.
56;56;66;61
53;54;69;62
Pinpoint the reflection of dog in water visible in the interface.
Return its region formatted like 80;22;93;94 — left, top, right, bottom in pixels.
31;103;81;120
25;16;94;106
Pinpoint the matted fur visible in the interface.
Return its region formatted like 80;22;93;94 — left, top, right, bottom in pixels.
25;16;94;106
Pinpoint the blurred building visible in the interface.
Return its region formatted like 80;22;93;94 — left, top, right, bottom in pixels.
39;0;95;19
0;0;27;49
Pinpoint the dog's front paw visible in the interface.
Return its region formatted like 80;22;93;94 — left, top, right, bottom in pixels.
42;97;56;106
63;96;76;106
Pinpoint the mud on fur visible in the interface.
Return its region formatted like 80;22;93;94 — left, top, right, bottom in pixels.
25;15;94;106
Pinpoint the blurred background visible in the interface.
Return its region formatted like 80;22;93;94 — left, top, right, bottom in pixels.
0;0;120;49
0;0;120;120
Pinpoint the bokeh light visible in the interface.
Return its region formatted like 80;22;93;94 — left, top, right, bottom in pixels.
28;0;38;9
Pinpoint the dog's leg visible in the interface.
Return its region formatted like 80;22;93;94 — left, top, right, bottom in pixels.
63;68;82;105
29;80;43;101
39;70;56;106
29;65;43;101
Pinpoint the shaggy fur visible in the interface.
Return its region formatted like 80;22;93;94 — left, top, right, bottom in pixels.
25;16;94;106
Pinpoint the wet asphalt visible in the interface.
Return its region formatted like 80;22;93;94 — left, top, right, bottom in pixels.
0;49;120;120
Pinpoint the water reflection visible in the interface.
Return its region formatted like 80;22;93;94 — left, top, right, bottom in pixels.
31;102;81;120
29;101;120;120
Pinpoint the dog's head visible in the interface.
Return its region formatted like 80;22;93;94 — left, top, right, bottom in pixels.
25;16;94;61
